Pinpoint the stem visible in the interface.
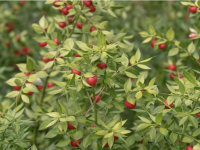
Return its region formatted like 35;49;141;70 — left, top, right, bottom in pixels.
68;18;78;38
178;100;198;150
92;86;97;125
32;76;49;145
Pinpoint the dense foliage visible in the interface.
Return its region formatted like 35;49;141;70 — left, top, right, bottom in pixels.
1;0;200;150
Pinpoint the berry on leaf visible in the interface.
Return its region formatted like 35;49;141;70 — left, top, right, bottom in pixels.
151;39;156;48
101;139;109;147
76;21;83;29
75;53;81;57
58;22;66;28
89;5;96;12
196;112;200;117
158;43;166;49
47;82;54;88
13;86;21;90
125;100;136;109
66;5;73;10
163;99;173;109
53;0;60;7
87;74;97;86
91;94;101;103
189;6;197;13
71;69;81;75
186;145;193;150
97;62;107;69
170;73;176;79
167;64;176;71
68;123;76;129
71;140;81;147
42;56;49;63
27;92;33;95
53;38;60;45
61;7;69;15
24;72;31;76
90;26;95;32
38;42;47;47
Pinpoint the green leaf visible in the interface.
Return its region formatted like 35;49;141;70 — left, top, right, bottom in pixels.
73;131;83;140
56;139;70;147
47;40;58;48
125;71;137;78
166;27;174;41
135;48;141;62
26;56;35;72
136;123;150;132
104;132;113;138
169;133;177;143
39;16;48;29
115;102;124;111
108;136;114;148
46;112;61;118
32;145;38;150
189;115;198;128
32;24;44;34
28;74;38;82
107;9;117;18
159;128;168;136
142;37;152;43
148;77;156;87
126;135;135;147
155;113;163;125
46;119;58;128
137;64;151;69
21;94;29;103
179;116;188;126
124;78;132;92
168;48;179;57
127;95;135;105
96;130;108;135
26;84;38;93
97;21;108;29
44;61;54;70
83;135;91;148
5;91;19;98
135;91;142;99
183;70;197;85
138;116;151;124
182;137;194;143
188;42;195;54
150;127;156;140
149;25;155;35
47;21;55;33
192;128;200;137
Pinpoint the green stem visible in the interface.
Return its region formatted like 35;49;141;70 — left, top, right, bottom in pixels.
68;18;78;38
32;76;49;145
92;86;97;125
178;100;198;150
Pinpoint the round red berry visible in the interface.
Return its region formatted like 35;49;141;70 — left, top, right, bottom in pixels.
125;100;136;109
53;0;60;7
76;21;83;29
42;56;49;63
38;86;43;90
186;145;193;150
49;57;55;61
47;82;54;88
58;22;66;28
97;63;107;69
101;139;109;147
61;7;69;15
20;0;26;6
196;112;200;117
71;140;81;147
75;53;81;57
167;64;176;71
27;92;33;95
71;69;81;75
38;42;47;47
114;136;119;141
189;6;197;13
87;74;97;86
92;124;96;127
90;26;95;32
89;5;96;12
68;123;76;129
13;86;21;90
84;0;92;7
179;74;184;78
16;36;20;41
159;43;166;49
91;94;101;103
53;38;60;45
24;72;31;76
151;39;156;48
66;5;73;10
170;73;176;79
163;99;173;109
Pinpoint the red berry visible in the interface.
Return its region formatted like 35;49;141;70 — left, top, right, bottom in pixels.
66;5;73;10
68;123;76;129
53;0;60;7
20;0;26;6
13;86;21;90
141;90;146;92
42;56;49;63
7;28;13;33
170;73;176;79
189;32;196;40
58;22;66;28
167;64;176;71
38;86;43;90
89;5;96;12
97;63;107;69
131;78;134;82
75;53;81;57
45;28;47;32
21;46;27;52
186;145;193;150
163;99;173;109
48;57;55;61
16;36;20;41
179;74;184;78
101;139;109;147
24;72;31;76
76;21;83;29
61;7;69;15
13;7;18;12
53;38;60;45
90;26;95;32
151;39;156;48
114;136;119;141
71;69;81;75
71;140;81;147
68;16;74;23
47;82;54;88
87;74;97;86
59;9;62;13
5;42;10;47
92;124;96;127
155;127;159;128
140;140;143;144
189;6;197;13
38;42;47;47
106;41;109;45
159;43;166;49
196;112;200;117
91;94;101;103
84;0;92;7
27;92;33;95
125;100;136;109
156;131;158;134
18;51;23;57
